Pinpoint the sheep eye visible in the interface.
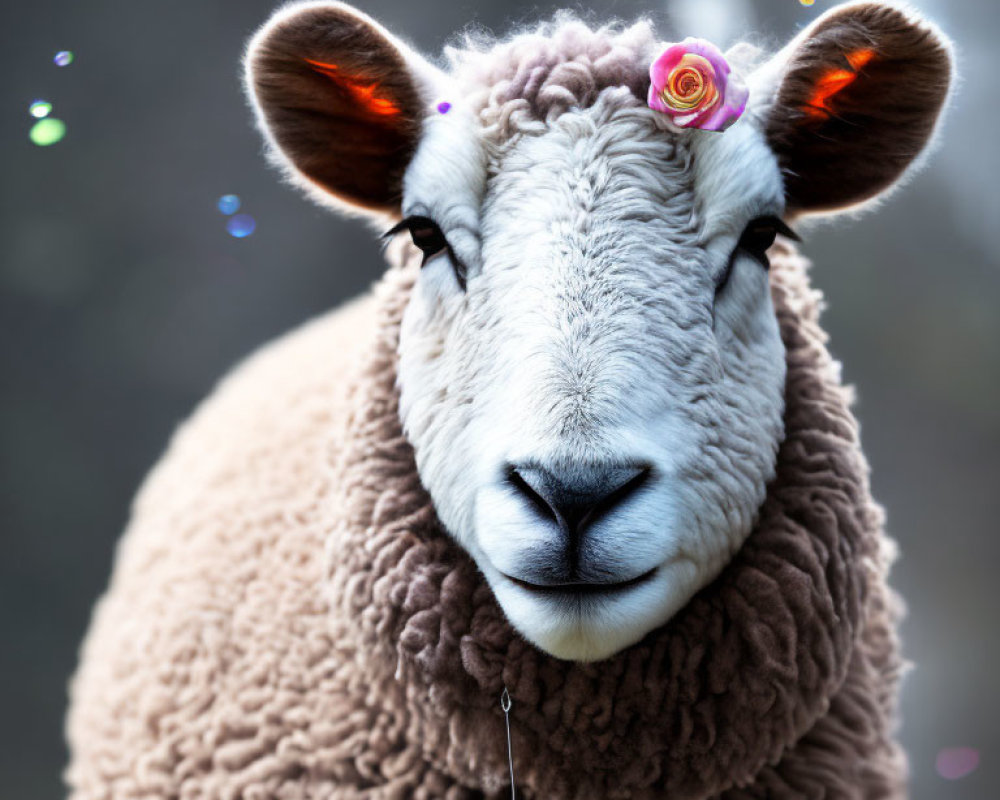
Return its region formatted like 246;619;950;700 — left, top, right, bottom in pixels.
735;216;800;267
405;216;448;260
384;215;467;290
715;216;800;298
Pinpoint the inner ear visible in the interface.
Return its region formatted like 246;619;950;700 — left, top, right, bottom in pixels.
246;2;431;214
765;1;952;214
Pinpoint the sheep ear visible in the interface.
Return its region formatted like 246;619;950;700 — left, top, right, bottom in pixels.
761;1;953;215
245;1;439;216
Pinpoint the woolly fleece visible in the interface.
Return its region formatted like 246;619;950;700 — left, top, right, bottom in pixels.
66;241;906;799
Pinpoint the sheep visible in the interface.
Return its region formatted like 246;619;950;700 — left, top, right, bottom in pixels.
65;1;953;798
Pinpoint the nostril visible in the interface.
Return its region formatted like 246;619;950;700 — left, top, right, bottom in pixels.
506;462;652;539
506;465;561;525
576;465;651;532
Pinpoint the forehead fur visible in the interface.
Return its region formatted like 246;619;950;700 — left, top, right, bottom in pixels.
404;14;784;283
446;16;662;142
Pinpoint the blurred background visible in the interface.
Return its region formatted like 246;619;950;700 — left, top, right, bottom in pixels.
1;0;996;796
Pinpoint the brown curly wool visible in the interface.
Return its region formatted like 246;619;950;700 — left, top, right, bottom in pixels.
65;240;905;799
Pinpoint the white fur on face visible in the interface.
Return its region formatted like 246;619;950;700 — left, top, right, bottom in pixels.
397;88;787;662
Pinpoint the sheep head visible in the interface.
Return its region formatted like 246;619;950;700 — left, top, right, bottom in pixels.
246;1;952;661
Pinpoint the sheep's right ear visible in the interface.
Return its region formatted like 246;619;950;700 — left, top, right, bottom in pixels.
245;1;439;216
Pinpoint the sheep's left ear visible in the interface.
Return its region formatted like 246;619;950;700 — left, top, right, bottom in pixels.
761;1;953;215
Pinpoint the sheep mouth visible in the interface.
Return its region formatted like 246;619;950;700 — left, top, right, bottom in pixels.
503;567;657;597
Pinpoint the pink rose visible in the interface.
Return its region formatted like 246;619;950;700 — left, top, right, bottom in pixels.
648;38;748;132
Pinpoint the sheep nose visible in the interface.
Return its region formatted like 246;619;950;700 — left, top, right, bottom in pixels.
507;462;651;539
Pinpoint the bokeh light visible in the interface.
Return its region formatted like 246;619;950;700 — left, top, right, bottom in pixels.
29;100;52;118
29;118;67;146
935;747;980;780
53;50;74;67
226;214;256;238
217;194;241;215
799;0;816;6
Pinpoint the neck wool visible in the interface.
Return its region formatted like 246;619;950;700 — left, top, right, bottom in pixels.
324;241;906;798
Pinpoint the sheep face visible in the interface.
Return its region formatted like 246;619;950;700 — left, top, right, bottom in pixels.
246;1;952;661
395;92;787;661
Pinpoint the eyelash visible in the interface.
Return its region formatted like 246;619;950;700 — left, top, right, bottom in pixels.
383;216;467;290
382;214;799;295
716;216;800;294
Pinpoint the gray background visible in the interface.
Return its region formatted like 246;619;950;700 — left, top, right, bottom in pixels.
1;0;996;797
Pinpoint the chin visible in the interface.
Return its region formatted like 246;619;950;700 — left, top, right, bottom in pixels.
487;564;692;662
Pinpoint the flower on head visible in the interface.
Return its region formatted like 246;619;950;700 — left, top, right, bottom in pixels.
648;38;748;132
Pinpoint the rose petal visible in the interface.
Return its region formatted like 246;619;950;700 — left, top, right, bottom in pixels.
671;110;702;128
647;85;670;114
649;42;691;88
674;38;732;82
699;74;749;132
